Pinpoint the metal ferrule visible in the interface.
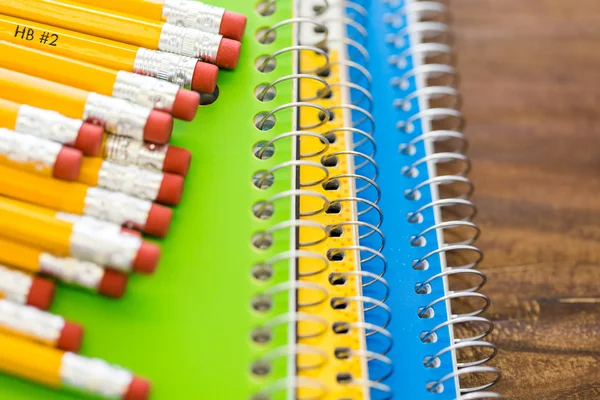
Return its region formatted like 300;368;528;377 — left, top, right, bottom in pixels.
97;161;163;201
82;187;152;229
0;128;61;172
69;216;141;271
39;253;105;291
15;105;82;145
102;134;168;173
133;48;197;88
113;71;179;113
158;23;222;63
0;299;64;345
0;265;32;305
83;93;151;141
60;353;134;398
162;0;225;34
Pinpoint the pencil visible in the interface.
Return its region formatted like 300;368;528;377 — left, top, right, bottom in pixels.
0;14;219;93
71;0;247;41
0;40;201;121
0;165;173;238
0;299;84;352
0;67;173;144
0;331;151;400
0;196;161;274
1;0;241;69
0;235;128;298
0;98;103;156
0;264;55;310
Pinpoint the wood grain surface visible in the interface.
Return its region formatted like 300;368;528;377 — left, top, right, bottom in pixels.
450;0;600;398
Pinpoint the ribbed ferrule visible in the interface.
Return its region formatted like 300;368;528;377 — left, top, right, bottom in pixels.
158;23;222;63
162;0;225;34
0;265;33;305
15;105;82;144
133;48;197;88
83;93;150;141
0;299;64;345
38;253;104;291
113;71;179;112
102;135;167;173
97;161;163;201
82;187;152;229
0;129;61;172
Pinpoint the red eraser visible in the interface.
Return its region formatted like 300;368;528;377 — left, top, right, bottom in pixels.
219;10;247;42
143;111;173;144
172;89;200;121
156;173;184;205
53;147;83;181
143;204;173;238
191;62;219;94
124;376;151;400
163;146;191;176
98;269;128;298
57;321;84;353
133;241;161;274
216;38;241;69
120;227;142;238
74;123;103;156
26;277;55;310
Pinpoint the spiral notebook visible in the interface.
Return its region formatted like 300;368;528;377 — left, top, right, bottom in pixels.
0;0;501;399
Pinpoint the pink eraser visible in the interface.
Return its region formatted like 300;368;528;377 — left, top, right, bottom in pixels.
57;321;84;353
163;146;191;176
216;38;241;70
98;269;128;298
191;62;219;94
133;241;161;274
124;376;151;400
156;173;184;205
143;204;173;238
143;111;173;144
53;147;83;181
74;123;104;156
26;277;55;310
172;89;200;121
219;11;247;41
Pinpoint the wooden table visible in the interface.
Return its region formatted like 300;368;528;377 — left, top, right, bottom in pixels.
451;0;600;398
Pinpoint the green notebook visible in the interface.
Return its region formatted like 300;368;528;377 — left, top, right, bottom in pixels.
0;1;299;398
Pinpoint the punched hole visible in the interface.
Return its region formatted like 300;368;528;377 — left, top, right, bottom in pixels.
328;273;347;286
421;331;438;344
399;143;417;156
426;382;444;393
424;356;441;369
321;155;339;167
313;25;326;34
199;86;219;105
327;250;346;262
251;327;272;344
253;112;277;131
407;212;424;223
317;67;331;77
401;166;419;178
255;0;276;16
251;294;273;312
334;347;351;360
313;4;326;14
327;226;344;238
254;84;277;102
410;236;427;247
336;372;353;384
251;232;274;250
252;141;275;159
330;298;348;310
317;88;333;99
324;132;337;144
326;203;342;214
318;110;334;122
418;307;435;319
252;263;273;281
414;283;432;295
255;27;276;44
412;259;429;271
322;179;340;191
252;201;274;220
255;55;277;73
251;360;271;376
404;188;421;200
252;170;275;189
332;322;350;334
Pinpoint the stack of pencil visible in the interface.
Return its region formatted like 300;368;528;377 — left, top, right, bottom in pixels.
0;0;246;399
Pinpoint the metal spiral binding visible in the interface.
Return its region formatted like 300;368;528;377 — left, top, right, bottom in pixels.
385;0;501;398
250;2;337;399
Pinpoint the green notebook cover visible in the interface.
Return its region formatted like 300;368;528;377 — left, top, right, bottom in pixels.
0;1;298;398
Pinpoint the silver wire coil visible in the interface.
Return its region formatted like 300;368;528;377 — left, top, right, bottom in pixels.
386;0;501;398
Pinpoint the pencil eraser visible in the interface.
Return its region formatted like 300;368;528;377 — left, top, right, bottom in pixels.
191;62;218;94
57;321;84;353
143;111;173;144
98;269;128;298
216;38;241;69
53;147;83;181
172;89;200;121
75;123;103;156
26;278;55;310
157;173;184;205
133;242;161;274
120;227;142;238
143;204;173;238
164;146;191;176
219;11;247;41
124;376;151;400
